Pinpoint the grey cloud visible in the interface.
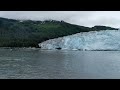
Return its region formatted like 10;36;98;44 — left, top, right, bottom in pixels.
0;11;119;28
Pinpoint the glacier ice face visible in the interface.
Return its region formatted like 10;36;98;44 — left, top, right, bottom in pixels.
39;30;120;50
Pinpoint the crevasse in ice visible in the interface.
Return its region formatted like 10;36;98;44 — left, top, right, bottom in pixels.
39;29;120;50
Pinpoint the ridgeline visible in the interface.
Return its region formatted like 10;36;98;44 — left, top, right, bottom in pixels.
0;17;118;47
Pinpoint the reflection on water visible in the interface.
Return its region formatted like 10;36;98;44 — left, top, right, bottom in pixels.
0;48;120;79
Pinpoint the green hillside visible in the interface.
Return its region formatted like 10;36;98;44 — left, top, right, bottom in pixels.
0;17;118;47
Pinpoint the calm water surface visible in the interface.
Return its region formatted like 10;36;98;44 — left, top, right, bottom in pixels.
0;48;120;79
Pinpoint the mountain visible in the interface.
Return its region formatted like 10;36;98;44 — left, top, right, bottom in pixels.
0;17;118;47
39;29;120;51
92;25;118;30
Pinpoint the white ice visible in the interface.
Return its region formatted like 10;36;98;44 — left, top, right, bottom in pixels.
39;29;120;50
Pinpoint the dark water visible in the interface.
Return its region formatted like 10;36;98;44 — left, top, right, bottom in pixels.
0;48;120;79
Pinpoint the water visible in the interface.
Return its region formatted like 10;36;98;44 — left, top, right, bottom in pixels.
0;48;120;79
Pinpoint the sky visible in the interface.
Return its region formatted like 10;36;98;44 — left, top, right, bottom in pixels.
0;11;120;28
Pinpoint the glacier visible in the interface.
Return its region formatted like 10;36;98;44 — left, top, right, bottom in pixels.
38;29;120;50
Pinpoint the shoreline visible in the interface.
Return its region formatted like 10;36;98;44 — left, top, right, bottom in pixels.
0;47;119;51
0;47;40;49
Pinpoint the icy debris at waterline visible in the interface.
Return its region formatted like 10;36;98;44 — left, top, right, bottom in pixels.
39;29;120;51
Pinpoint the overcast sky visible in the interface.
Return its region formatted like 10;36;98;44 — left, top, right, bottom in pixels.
0;11;120;28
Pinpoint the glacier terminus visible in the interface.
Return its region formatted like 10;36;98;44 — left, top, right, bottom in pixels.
39;29;120;51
